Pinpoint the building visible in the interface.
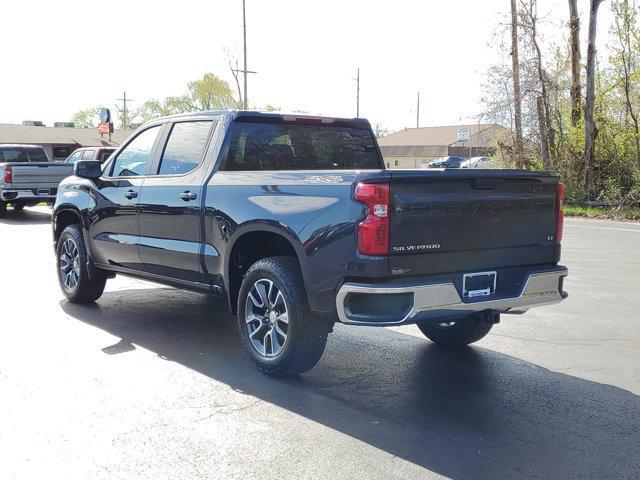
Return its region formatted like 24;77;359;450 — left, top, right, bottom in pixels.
377;124;507;169
0;122;134;161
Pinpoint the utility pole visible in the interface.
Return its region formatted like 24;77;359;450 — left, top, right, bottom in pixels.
242;0;248;109
416;92;420;128
356;67;360;117
117;91;134;129
232;0;257;109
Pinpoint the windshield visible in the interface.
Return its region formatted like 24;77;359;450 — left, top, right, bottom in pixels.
0;147;49;163
224;122;383;171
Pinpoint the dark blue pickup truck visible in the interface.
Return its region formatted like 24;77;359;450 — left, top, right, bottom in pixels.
52;111;568;375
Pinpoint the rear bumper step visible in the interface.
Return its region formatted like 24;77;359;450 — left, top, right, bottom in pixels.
336;266;568;326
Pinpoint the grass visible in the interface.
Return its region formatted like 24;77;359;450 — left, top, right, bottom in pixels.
564;204;640;221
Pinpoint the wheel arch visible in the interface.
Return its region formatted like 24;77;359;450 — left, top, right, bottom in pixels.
53;206;85;243
224;222;312;314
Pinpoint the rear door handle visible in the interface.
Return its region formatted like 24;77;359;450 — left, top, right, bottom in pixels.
124;190;138;199
179;191;197;201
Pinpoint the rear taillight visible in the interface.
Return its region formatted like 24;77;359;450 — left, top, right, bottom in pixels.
354;182;390;255
556;182;565;244
3;165;11;184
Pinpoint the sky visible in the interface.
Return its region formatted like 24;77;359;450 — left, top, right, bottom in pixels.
1;0;615;133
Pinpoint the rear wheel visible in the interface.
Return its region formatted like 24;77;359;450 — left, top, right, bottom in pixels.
0;201;6;217
12;203;24;212
237;256;330;376
56;225;107;303
417;313;495;347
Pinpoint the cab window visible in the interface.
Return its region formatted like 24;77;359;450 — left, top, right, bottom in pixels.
157;121;213;175
111;126;160;177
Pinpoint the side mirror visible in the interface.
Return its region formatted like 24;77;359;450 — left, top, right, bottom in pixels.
74;160;102;180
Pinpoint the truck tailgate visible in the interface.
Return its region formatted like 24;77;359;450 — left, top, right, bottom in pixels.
389;169;560;276
9;163;74;189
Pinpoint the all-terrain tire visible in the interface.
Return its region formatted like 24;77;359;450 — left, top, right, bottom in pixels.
56;225;107;303
0;201;6;217
417;313;495;347
237;256;330;376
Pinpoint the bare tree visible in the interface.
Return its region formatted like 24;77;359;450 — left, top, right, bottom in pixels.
511;0;525;168
611;0;640;165
568;0;582;126
583;0;605;198
520;0;556;170
224;48;244;108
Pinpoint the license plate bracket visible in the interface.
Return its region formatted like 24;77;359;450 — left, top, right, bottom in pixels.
37;189;51;196
463;271;497;298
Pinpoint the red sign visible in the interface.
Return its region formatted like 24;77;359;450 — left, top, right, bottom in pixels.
98;122;113;135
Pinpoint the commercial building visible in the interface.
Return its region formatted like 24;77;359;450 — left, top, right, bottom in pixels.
0;122;133;161
378;124;506;169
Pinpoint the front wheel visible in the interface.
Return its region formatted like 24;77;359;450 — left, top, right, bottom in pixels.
417;313;495;347
56;225;107;303
237;256;330;376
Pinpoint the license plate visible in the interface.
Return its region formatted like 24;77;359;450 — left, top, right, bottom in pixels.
463;271;497;298
37;189;51;196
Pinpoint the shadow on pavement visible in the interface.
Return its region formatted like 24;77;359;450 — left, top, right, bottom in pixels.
0;207;51;225
61;288;640;479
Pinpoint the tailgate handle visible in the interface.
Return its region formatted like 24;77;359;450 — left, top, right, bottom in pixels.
472;178;499;190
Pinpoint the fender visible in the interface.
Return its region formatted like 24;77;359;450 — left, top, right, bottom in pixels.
222;220;316;313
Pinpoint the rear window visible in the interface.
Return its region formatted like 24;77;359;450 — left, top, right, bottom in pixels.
224;122;382;171
0;147;48;163
98;150;113;162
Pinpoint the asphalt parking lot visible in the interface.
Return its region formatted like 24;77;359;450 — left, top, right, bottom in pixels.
1;207;639;479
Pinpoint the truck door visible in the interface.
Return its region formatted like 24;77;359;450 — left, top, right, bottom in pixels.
137;119;217;285
88;125;162;271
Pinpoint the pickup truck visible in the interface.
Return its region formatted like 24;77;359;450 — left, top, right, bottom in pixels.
64;147;116;165
1;144;73;216
52;111;568;376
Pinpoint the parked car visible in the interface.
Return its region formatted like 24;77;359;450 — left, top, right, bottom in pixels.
0;144;73;216
65;147;116;164
424;156;464;168
460;156;492;169
52;111;568;376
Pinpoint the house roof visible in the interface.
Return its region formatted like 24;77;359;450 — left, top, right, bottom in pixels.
0;124;134;147
378;123;504;146
377;124;505;157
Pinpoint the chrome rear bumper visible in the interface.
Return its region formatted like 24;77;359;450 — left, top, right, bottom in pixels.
336;267;568;326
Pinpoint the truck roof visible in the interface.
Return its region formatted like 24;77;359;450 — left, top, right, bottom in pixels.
139;110;372;129
0;144;47;149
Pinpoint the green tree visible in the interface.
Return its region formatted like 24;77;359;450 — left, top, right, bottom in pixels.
183;73;239;111
70;107;100;128
133;73;241;123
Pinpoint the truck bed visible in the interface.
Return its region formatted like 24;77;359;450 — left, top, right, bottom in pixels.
3;162;74;190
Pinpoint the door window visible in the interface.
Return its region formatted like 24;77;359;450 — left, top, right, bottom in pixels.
157;121;213;175
65;151;82;164
111;126;160;177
